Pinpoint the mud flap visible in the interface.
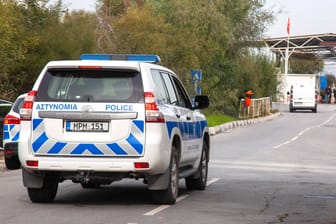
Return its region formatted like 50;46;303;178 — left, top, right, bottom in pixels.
147;167;170;190
22;168;44;188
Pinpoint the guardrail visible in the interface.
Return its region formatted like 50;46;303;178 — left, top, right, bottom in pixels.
239;97;271;119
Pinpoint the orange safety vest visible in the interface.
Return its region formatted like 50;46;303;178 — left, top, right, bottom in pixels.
245;96;251;107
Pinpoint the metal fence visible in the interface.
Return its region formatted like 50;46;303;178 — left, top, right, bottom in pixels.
238;97;271;119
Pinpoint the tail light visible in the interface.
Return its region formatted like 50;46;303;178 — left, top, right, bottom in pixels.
4;114;20;124
20;90;37;121
4;149;13;156
144;92;165;123
26;160;39;167
134;162;149;169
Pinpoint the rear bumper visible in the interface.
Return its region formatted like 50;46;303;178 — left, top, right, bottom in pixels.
20;155;168;175
290;102;316;109
19;122;172;175
19;142;171;176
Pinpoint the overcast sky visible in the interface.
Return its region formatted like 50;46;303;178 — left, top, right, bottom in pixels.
57;0;336;73
265;0;336;37
58;0;96;12
58;0;336;38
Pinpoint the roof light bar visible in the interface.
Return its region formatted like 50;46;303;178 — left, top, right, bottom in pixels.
80;54;161;63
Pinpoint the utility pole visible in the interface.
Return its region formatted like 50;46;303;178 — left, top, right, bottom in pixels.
284;17;291;102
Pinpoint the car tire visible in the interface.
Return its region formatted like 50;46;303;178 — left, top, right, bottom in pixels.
152;146;179;204
185;142;208;191
5;157;21;170
27;174;58;203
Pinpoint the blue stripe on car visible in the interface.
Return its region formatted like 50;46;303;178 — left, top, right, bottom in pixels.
31;119;145;156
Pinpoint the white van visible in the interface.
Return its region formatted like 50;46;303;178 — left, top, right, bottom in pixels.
289;83;317;112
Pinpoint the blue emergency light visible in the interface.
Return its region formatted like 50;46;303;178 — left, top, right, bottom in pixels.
80;54;161;63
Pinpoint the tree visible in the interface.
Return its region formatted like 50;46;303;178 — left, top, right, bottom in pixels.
95;0;276;116
289;57;324;74
0;0;98;100
0;0;39;99
0;0;278;117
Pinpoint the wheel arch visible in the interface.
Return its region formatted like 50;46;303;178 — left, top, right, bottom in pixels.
147;134;181;190
203;131;210;162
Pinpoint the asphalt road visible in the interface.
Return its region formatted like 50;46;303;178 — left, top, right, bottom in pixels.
1;103;336;224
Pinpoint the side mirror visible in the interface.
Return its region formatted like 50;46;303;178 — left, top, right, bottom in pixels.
194;95;209;109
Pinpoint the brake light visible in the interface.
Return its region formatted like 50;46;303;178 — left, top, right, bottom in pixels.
4;114;20;124
79;65;102;69
20;90;37;121
144;92;165;122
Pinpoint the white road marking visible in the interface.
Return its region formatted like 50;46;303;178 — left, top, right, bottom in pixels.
273;112;336;149
207;178;220;186
144;178;219;216
144;205;171;216
304;195;336;199
210;160;336;173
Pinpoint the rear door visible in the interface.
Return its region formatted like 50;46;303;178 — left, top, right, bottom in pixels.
31;67;146;157
153;71;202;165
169;75;203;165
293;83;315;107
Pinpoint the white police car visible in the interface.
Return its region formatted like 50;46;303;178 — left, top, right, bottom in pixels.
2;93;26;169
19;54;210;204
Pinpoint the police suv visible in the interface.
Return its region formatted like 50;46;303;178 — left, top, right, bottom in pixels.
19;54;210;204
3;93;26;169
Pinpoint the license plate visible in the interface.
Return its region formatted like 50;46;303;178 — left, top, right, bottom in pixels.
65;121;109;132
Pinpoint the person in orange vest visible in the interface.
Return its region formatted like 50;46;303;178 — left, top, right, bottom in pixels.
245;90;253;107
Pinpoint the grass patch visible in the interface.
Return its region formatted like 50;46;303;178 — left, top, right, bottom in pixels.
206;114;236;127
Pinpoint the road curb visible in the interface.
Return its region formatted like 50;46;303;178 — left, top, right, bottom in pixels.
209;112;281;136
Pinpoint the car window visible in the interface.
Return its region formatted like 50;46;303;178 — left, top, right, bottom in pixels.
161;72;178;105
150;69;170;104
171;76;193;109
12;97;25;113
35;69;144;103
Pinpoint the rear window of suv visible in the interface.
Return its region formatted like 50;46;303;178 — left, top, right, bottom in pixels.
12;97;25;113
36;69;144;103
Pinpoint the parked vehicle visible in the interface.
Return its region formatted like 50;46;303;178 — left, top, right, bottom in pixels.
19;54;210;204
3;93;26;169
0;99;13;150
287;74;317;112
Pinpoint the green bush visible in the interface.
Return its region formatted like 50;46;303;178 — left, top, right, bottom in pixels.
206;113;236;127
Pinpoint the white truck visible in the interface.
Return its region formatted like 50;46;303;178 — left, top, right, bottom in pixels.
287;74;318;113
